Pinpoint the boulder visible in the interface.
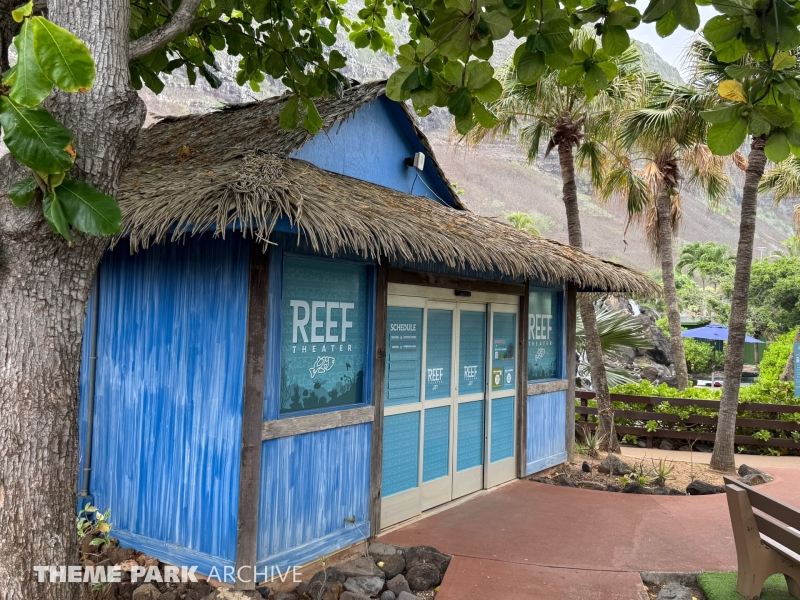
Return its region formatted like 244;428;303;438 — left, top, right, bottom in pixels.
106;546;136;564
581;461;591;473
305;567;347;600
403;546;451;574
678;445;691;452
638;315;673;366
370;542;401;556
215;590;261;600
551;474;577;487
650;488;685;496
597;454;633;476
686;480;724;495
375;554;405;579
340;593;370;600
271;593;298;600
159;593;178;600
397;593;421;600
405;564;441;591
386;575;412;596
659;440;673;451
695;443;713;453
344;576;385;597
256;587;271;599
738;465;773;483
380;592;396;600
186;583;214;600
739;473;769;486
132;584;161;600
622;482;650;494
656;582;694;600
338;557;384;579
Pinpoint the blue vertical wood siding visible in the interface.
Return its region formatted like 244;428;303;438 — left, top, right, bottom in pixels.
425;309;452;401
84;236;249;569
526;390;567;475
457;400;484;471
423;407;450;482
385;307;423;407
257;423;371;570
490;397;515;463
382;412;420;496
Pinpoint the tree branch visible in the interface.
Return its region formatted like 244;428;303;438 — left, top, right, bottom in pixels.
128;0;204;60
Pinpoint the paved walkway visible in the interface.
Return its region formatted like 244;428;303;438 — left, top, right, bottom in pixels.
378;465;800;599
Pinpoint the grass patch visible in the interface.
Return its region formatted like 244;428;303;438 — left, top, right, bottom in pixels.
698;572;794;599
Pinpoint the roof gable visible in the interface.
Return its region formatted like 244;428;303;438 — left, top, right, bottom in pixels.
291;96;456;207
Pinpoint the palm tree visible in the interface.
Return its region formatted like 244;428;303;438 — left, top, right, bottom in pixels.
677;241;735;293
465;32;653;452
506;212;542;236
604;80;738;390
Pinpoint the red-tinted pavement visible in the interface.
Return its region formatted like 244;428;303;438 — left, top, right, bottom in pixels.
378;469;800;599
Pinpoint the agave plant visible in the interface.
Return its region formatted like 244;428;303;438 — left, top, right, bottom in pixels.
576;301;654;386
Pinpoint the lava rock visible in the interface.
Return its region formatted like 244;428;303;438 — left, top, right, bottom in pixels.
678;445;691;452
344;576;385;597
159;593;178;600
272;593;299;600
686;480;724;495
338;557;384;579
551;474;578;487
650;487;685;496
637;440;648;448
622;482;650;494
397;593;421;600
695;443;713;453
605;484;621;492
380;592;396;600
404;546;451;574
306;567;347;600
597;454;633;476
375;553;405;579
132;584;161;600
659;440;674;451
529;477;551;484
405;563;442;591
386;574;412;596
738;464;773;483
255;587;271;600
738;473;769;486
186;582;214;600
340;593;370;600
582;461;591;473
656;582;695;600
370;542;401;556
106;546;136;564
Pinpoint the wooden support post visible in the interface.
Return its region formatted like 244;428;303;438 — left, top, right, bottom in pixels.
516;280;530;478
565;283;577;462
234;242;270;590
369;261;389;537
645;402;654;448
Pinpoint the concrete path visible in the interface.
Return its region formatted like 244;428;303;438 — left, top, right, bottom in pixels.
378;468;800;599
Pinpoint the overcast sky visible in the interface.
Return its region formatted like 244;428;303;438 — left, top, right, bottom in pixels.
631;1;716;70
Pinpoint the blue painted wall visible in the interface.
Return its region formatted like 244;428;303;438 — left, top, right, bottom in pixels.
291;97;455;207
80;236;249;569
526;390;567;475
257;424;372;571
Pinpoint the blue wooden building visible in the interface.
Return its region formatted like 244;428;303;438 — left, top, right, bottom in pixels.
77;81;659;588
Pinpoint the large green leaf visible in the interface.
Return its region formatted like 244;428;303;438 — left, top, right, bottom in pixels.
447;87;472;116
642;0;676;22
386;65;415;101
57;180;122;235
700;103;744;123
516;50;546;85
473;78;503;102
0;97;74;173
31;16;95;93
42;190;72;241
472;101;499;129
601;25;630;55
583;64;609;97
480;11;513;40
7;177;38;207
673;0;700;30
655;10;679;36
465;60;494;90
11;20;54;107
707;117;747;155
279;96;299;129
704;15;742;43
765;131;790;163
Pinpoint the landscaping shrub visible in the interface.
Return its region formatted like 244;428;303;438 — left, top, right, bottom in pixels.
758;328;798;383
684;337;716;373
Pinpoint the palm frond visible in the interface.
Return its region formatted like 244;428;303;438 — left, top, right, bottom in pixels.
575;139;605;188
683;144;731;208
759;157;800;202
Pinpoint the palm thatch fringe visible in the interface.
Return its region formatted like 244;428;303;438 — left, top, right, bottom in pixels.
117;155;662;297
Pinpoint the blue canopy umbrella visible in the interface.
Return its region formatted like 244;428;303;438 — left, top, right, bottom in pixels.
681;323;765;344
681;324;764;383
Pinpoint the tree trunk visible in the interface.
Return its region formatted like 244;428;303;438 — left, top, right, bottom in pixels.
557;138;619;452
655;190;689;389
780;327;800;382
0;1;145;598
710;137;767;473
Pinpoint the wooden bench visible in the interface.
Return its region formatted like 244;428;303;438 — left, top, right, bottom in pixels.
724;476;800;599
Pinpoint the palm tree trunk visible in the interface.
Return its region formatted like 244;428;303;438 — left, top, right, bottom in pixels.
780;327;800;381
710;137;768;473
558;138;619;452
655;190;689;389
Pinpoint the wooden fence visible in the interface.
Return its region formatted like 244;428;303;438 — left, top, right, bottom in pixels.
575;391;800;451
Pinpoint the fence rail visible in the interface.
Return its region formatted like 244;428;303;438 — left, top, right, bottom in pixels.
575;391;800;450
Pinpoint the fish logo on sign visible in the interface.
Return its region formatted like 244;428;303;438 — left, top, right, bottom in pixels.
309;356;335;378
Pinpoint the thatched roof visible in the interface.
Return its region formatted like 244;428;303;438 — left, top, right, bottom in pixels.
117;83;661;297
